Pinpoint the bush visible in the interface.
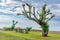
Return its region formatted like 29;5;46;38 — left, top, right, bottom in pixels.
25;27;32;34
15;27;32;34
3;27;11;31
15;28;24;33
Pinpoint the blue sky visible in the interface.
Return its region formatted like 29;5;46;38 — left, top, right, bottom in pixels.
0;0;60;31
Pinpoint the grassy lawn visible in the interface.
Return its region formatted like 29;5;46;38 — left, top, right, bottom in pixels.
0;30;60;40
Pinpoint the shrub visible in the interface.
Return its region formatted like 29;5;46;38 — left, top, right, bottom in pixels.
3;27;11;31
25;27;32;34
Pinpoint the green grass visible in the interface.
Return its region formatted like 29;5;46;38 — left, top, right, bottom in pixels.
0;30;60;40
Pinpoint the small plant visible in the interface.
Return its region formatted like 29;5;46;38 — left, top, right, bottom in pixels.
11;20;18;31
25;27;32;33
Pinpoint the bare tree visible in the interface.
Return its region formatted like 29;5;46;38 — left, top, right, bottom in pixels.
11;20;18;31
17;3;55;37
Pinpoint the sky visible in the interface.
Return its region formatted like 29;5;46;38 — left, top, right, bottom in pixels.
0;0;60;31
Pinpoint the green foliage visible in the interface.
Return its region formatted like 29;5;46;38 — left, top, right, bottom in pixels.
25;27;32;33
41;22;49;31
21;3;55;23
26;27;32;31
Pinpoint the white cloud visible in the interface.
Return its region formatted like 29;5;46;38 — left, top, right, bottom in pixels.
49;20;60;31
0;0;23;14
0;15;26;28
0;0;39;15
51;10;60;16
46;4;60;18
0;15;14;22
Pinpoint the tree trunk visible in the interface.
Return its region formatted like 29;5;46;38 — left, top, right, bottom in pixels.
42;30;48;37
37;21;49;37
